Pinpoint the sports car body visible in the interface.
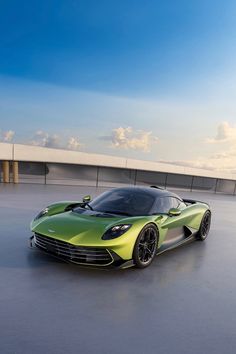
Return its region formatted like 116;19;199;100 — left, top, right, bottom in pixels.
30;186;211;269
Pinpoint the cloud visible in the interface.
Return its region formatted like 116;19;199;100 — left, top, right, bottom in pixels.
180;121;236;174
0;130;15;142
159;121;236;174
0;125;83;152
67;137;82;150
160;142;236;175
160;159;219;172
160;151;236;175
111;127;158;152
30;130;83;151
211;149;236;160
206;121;236;144
31;130;60;148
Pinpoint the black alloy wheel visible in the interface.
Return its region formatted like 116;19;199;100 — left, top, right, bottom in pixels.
133;224;158;268
196;210;211;241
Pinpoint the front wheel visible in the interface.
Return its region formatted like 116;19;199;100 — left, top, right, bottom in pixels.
196;210;211;241
133;224;158;269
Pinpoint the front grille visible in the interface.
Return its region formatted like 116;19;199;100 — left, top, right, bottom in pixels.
34;233;113;266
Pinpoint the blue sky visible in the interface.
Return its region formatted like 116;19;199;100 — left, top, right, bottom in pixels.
1;0;236;95
1;0;236;173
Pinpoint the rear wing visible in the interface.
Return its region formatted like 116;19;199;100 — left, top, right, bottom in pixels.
183;199;210;208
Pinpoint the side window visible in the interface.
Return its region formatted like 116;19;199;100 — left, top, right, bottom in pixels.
153;197;185;214
178;201;186;209
169;197;180;209
153;197;172;214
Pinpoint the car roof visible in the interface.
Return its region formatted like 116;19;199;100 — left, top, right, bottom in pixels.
112;186;182;199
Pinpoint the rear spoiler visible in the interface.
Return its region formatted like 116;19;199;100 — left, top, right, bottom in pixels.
183;199;210;208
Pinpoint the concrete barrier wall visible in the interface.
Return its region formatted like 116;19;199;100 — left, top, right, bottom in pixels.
0;143;13;160
1;142;236;180
0;143;236;194
11;161;236;195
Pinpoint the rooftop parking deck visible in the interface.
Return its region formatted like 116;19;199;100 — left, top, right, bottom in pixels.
0;184;236;354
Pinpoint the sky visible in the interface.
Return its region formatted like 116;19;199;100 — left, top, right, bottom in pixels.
1;0;236;174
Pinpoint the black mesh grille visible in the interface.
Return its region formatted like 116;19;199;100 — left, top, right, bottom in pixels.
34;233;113;265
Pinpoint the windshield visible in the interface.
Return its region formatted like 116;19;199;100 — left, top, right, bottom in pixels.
80;189;155;217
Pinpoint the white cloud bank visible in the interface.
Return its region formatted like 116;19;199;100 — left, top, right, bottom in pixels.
31;130;60;148
67;137;82;150
206;121;236;163
30;130;82;151
1;121;236;175
0;130;15;142
161;121;236;175
206;121;236;144
161;156;236;175
111;127;158;152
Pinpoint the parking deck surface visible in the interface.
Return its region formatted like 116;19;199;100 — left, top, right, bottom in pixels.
0;184;236;354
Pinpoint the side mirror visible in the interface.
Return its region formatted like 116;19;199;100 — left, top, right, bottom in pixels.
83;195;91;203
168;208;181;217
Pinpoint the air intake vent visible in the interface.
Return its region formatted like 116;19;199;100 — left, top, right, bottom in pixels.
34;233;113;266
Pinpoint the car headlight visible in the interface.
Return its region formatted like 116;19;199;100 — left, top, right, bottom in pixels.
34;208;49;221
102;224;132;240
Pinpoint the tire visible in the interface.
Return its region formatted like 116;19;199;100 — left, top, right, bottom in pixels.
133;224;159;269
196;210;211;241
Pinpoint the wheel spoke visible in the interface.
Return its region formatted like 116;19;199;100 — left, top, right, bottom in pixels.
141;249;147;262
137;227;157;264
201;213;210;236
146;247;152;255
148;238;156;245
139;246;146;261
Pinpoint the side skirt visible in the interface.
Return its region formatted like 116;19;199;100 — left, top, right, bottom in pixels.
157;227;197;256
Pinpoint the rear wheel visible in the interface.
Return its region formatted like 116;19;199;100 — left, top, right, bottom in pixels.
196;210;211;241
133;224;158;268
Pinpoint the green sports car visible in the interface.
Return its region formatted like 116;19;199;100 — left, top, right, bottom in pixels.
30;186;211;269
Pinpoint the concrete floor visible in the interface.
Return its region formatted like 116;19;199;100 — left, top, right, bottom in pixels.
0;184;236;354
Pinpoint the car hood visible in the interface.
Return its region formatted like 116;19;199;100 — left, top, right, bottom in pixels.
32;211;132;245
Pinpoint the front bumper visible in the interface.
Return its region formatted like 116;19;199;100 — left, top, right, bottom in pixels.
29;234;134;269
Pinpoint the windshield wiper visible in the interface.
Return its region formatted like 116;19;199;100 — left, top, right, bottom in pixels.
103;210;132;217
